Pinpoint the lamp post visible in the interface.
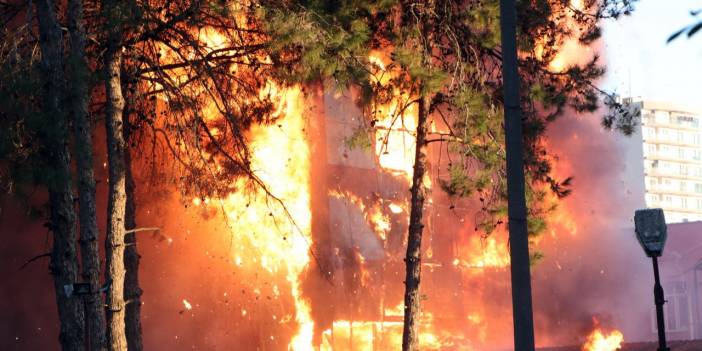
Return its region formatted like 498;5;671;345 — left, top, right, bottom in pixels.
499;0;536;350
634;208;669;351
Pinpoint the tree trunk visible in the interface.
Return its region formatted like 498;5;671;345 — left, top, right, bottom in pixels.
401;95;430;351
123;121;144;351
104;1;128;348
401;1;435;349
67;0;107;349
34;1;86;350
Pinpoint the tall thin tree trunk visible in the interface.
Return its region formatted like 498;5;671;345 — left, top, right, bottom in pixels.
401;1;435;350
67;0;107;349
104;0;128;348
34;1;85;349
123;120;144;351
401;95;430;351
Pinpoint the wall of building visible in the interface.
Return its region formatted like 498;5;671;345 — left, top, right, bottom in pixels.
634;101;702;223
658;221;702;340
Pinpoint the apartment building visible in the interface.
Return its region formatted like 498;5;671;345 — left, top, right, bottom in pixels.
628;100;702;223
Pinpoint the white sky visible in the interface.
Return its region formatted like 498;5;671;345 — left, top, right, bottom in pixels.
602;0;702;108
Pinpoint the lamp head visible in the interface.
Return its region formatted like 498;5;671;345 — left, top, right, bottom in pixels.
634;208;667;257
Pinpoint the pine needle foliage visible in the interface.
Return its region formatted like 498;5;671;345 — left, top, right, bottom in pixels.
259;0;639;242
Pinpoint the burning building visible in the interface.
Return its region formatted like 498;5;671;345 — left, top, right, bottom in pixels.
0;1;677;350
0;74;650;350
306;85;513;350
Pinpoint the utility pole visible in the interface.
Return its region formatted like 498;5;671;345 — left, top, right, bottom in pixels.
499;0;536;350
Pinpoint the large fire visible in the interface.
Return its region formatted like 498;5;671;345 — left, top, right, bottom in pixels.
0;0;654;349
153;1;623;348
152;25;317;349
213;85;315;349
193;29;581;350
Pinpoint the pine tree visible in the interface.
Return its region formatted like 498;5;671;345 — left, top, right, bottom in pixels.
0;4;92;349
123;121;143;351
103;2;302;344
2;1;299;349
68;0;108;348
260;0;638;349
103;0;129;349
35;1;86;349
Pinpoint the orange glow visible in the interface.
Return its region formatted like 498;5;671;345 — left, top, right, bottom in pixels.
571;0;583;11
545;189;579;238
153;7;603;349
214;84;314;350
454;233;511;269
388;202;404;214
192;72;313;348
368;53;419;182
320;318;472;351
582;328;624;351
329;190;391;242
532;0;593;73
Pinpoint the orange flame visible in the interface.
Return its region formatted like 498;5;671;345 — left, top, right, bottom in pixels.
193;78;314;348
167;6;606;348
582;328;624;351
368;52;419;183
454;233;511;269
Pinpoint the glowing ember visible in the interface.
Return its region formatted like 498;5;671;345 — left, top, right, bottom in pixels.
582;328;624;351
182;299;192;310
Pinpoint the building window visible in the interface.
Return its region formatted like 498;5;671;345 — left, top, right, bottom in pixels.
648;177;658;188
680;181;688;192
694;150;701;160
676;115;699;126
648;144;657;154
651;281;691;333
679;164;689;175
681;197;688;208
665;195;673;203
655;111;671;124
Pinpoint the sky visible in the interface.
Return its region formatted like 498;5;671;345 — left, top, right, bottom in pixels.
603;0;702;109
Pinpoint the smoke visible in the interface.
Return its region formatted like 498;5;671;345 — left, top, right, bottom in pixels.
530;110;651;347
0;195;60;351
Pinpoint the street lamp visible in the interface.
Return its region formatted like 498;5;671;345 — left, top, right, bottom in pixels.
634;208;669;351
